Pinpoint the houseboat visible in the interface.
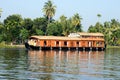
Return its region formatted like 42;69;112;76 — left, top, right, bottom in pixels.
25;33;106;51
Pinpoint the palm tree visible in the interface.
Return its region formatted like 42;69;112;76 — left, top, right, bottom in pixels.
72;13;82;32
42;0;56;22
0;8;2;18
60;15;67;23
62;18;73;36
59;15;73;36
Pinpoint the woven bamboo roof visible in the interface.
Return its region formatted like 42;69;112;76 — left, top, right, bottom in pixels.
30;36;81;40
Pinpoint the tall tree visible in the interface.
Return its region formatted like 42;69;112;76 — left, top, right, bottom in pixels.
59;15;67;35
42;0;56;22
72;13;82;32
59;15;73;36
62;18;73;36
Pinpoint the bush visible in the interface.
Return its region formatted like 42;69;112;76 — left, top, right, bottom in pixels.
0;41;6;47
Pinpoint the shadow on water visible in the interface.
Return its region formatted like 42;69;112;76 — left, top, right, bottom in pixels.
0;48;120;80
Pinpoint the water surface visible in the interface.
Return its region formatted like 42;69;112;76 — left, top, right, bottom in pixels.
0;48;120;80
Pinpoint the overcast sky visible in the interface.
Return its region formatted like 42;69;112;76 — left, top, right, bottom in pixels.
0;0;120;31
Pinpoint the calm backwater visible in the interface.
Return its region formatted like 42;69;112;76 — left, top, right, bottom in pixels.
0;48;120;80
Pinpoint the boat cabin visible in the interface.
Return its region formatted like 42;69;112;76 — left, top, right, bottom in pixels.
25;32;105;51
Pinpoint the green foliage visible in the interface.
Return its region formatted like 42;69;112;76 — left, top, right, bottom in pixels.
33;17;47;35
4;14;23;43
46;22;62;36
22;18;33;36
72;13;82;32
22;18;33;30
36;29;44;35
116;39;120;46
20;28;29;41
42;0;56;21
0;41;6;47
59;14;83;36
0;22;4;42
88;25;97;32
0;35;3;42
88;19;120;46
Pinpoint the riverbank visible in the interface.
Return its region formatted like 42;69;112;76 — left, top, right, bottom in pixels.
0;42;120;49
0;45;25;48
0;42;25;48
107;45;120;49
6;45;25;48
0;43;24;48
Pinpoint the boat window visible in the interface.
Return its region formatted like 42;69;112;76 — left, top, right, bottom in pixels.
56;41;59;46
76;42;79;47
44;41;47;46
77;42;79;45
64;41;67;46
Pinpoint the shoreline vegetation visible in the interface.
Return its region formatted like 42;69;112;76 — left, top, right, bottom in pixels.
0;45;25;48
0;42;24;48
0;42;120;49
107;45;120;49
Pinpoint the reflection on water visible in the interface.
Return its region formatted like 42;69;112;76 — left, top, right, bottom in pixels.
28;50;105;80
0;48;120;80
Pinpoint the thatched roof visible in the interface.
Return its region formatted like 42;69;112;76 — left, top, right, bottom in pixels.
29;34;104;41
30;36;81;40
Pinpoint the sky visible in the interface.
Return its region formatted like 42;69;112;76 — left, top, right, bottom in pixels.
0;0;120;31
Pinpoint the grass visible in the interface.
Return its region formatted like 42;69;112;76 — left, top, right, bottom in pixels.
107;45;120;49
0;42;25;48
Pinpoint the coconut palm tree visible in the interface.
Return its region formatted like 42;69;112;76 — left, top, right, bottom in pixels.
42;0;56;22
59;15;67;35
59;15;73;36
60;15;67;23
72;13;82;32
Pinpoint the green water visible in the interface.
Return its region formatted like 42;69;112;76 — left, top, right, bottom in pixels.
0;48;120;80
